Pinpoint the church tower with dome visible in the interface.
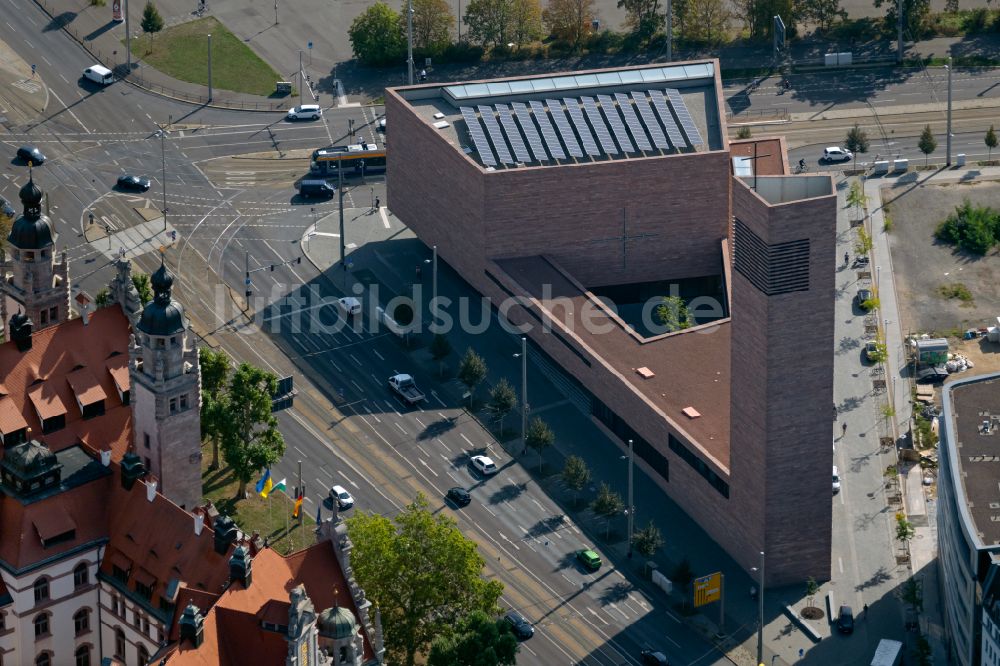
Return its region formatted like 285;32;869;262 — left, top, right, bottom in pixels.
0;174;70;339
129;256;203;509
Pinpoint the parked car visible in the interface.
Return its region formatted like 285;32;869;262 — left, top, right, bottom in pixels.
837;605;855;634
446;487;471;507
822;146;853;163
576;548;602;571
469;455;497;476
864;340;881;363
855;288;873;310
117;174;151;191
16;145;45;165
287;104;322;120
916;365;949;384
832;466;841;494
298;179;334;199
641;651;670;666
329;485;354;510
504;611;534;640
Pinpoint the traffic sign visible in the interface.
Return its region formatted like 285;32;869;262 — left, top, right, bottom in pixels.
307;41;313;49
694;572;722;607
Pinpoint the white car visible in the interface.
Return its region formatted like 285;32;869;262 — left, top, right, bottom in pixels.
832;466;841;494
822;146;853;163
287;104;322;121
337;297;361;316
470;455;498;476
330;485;354;510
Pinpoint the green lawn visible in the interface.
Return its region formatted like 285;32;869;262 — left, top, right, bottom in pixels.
128;17;284;97
201;442;314;555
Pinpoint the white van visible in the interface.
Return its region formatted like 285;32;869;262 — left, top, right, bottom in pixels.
83;65;114;85
337;297;361;317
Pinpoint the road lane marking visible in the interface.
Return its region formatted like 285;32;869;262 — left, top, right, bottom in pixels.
499;532;520;550
460;433;474;448
417;444;429;457
431;390;446;407
482;503;496;516
587;607;609;626
435;438;449;451
372;349;384;361
414;416;426;428
48;87;90;133
419;459;438;476
350;380;363;393
379;207;390;228
349;353;362;365
394;422;407;435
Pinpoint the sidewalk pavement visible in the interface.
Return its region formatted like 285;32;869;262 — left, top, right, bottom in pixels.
0;42;47;127
864;163;1000;664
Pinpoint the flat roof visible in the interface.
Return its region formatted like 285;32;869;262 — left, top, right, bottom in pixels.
948;375;1000;546
393;61;724;170
494;254;731;470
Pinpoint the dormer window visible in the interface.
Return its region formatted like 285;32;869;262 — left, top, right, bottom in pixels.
112;564;129;584
24;251;34;261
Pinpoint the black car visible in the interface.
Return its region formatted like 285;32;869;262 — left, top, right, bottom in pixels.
855;288;873;310
504;611;534;640
916;365;949;384
117;174;151;192
16;145;45;165
641;650;669;666
837;605;855;634
446;487;471;507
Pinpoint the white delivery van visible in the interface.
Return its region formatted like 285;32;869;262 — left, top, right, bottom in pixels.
83;65;114;85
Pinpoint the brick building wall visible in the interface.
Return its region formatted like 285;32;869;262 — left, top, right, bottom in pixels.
730;178;836;584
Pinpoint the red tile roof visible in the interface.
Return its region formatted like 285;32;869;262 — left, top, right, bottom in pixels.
65;367;108;407
164;544;376;665
0;397;28;434
0;306;131;458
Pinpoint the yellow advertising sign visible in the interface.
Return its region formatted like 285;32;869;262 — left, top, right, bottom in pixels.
693;572;722;607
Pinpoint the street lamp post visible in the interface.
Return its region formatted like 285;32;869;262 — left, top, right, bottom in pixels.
516;337;527;454
298;50;304;108
124;0;132;73
160;127;168;232
946;56;953;166
627;438;634;557
406;0;414;84
753;551;765;665
207;34;213;101
338;156;346;287
274;0;278;24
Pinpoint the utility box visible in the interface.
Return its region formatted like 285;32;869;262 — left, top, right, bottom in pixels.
893;158;909;172
824;52;853;66
275;81;292;94
957;153;966;166
872;160;889;175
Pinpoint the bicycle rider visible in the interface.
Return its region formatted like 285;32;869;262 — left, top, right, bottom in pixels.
797;158;806;172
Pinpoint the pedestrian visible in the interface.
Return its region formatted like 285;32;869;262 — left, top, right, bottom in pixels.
374;196;380;209
844;251;849;266
863;603;869;618
420;69;427;82
842;421;848;436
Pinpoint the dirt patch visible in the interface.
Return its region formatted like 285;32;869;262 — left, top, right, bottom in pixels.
801;606;825;620
883;179;1000;336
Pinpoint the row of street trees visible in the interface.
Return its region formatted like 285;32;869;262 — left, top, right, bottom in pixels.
842;123;1000;170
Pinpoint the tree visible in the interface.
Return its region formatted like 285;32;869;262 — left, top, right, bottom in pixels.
902;577;923;612
510;0;544;44
632;520;664;559
458;348;488;407
873;0;929;43
671;558;694;597
349;3;406;65
218;363;285;498
561;455;591;506
199;348;231;469
845;123;869;172
427;611;518;666
914;635;932;666
986;125;998;160
896;512;916;543
409;0;455;55
346;495;504;666
805;576;819;606
524;416;554;469
132;273;153;306
618;0;663;36
465;0;514;47
655;295;691;332
95;288;111;308
542;0;596;45
683;0;730;44
731;0;793;40
140;1;164;53
735;126;752;139
591;482;624;539
846;179;868;217
430;334;453;377
798;0;846;31
918;124;937;167
488;378;517;435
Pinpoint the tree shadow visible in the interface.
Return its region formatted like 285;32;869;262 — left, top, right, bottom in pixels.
202;466;233;494
43;11;76;32
523;514;568;539
855;566;893;591
417;416;457;441
836;336;861;355
599;581;634;606
489;482;528;505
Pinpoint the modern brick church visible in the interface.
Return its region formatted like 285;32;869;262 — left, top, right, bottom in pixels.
386;60;837;585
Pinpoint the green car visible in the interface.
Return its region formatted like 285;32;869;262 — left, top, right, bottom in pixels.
576;548;602;571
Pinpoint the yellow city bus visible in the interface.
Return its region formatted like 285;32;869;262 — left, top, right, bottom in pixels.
310;144;386;178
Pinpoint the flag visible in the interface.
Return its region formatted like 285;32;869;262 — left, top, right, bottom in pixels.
293;490;304;518
269;478;286;497
255;469;271;496
315;504;322;525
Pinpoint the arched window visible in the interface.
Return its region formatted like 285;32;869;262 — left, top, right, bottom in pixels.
35;652;51;666
73;563;89;589
33;613;50;639
33;577;49;604
73;607;90;635
74;645;91;666
114;628;126;659
138;644;150;665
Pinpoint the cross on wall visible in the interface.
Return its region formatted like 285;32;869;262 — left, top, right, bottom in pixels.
588;208;659;270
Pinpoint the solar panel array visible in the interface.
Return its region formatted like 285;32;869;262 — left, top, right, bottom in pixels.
597;94;635;153
546;99;584;159
511;102;548;162
528;100;566;160
665;88;705;147
495;103;531;163
614;93;652;152
562;98;601;157
477;105;514;165
648;90;687;149
460;106;497;167
460;89;704;167
581;97;619;155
